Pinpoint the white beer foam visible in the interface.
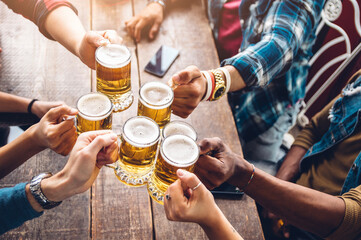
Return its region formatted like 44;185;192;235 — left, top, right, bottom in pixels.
163;122;197;141
139;82;174;109
96;44;131;68
77;93;112;121
162;135;199;167
123;117;160;147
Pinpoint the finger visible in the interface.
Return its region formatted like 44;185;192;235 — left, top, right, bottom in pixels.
55;117;76;133
57;128;77;155
194;167;218;189
198;137;223;155
125;18;137;37
85;31;108;48
97;141;118;162
44;105;77;123
196;154;224;173
149;21;161;39
165;179;187;207
77;130;114;142
83;133;118;157
171;103;194;119
103;30;123;44
134;19;147;42
177;169;205;192
172;66;201;85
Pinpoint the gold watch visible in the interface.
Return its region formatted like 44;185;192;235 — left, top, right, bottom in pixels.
210;69;226;101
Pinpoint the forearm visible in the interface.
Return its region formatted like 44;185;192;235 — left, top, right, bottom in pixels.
0;125;44;179
0;92;32;113
276;145;307;181
238;162;345;237
199;207;243;240
44;6;85;58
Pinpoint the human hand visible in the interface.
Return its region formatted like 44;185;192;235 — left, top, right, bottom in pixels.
261;209;291;239
41;131;118;202
164;169;221;226
125;3;164;42
31;100;64;119
77;30;123;69
32;105;78;156
195;137;251;189
169;66;207;118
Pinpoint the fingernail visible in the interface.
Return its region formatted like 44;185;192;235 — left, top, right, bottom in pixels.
177;169;186;177
110;134;117;141
99;39;110;46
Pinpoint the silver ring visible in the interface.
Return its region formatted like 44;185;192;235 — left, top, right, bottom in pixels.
192;182;202;191
165;194;171;200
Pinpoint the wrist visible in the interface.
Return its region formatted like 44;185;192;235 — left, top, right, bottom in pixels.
41;171;72;202
148;0;166;10
229;155;254;188
199;204;223;229
26;124;47;152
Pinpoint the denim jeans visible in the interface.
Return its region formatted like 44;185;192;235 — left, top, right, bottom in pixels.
242;102;300;167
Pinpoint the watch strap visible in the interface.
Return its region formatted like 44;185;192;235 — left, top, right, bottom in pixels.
29;172;62;210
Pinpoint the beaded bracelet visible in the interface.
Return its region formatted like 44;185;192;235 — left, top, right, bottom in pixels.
240;164;255;192
27;99;38;115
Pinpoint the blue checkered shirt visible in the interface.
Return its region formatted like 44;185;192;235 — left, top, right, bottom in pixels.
222;0;324;142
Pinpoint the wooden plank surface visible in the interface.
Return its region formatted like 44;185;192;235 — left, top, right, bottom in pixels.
134;0;264;239
90;0;153;239
0;0;91;239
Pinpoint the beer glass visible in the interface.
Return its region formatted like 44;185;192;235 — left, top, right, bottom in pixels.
96;44;133;112
137;82;174;128
115;116;160;186
162;121;197;141
76;92;113;135
147;134;199;204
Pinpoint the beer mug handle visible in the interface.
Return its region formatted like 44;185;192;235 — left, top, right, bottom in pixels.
104;133;122;170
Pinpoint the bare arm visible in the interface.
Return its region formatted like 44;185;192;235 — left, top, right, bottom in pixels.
239;163;345;237
164;170;243;240
0;106;77;179
275;145;307;181
196;138;345;238
0;92;33;113
43;6;122;69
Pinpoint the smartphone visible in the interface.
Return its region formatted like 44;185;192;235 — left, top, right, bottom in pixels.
210;182;244;198
144;45;179;77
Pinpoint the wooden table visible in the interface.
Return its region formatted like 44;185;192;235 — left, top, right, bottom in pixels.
0;0;264;239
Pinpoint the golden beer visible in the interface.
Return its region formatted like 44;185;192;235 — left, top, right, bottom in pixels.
76;92;113;135
96;44;133;112
115;116;160;186
137;82;174;128
147;135;199;204
162;121;197;141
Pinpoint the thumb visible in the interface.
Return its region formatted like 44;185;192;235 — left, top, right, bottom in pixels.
149;21;161;39
85;31;109;48
84;133;118;157
177;169;204;194
171;66;201;85
44;105;77;123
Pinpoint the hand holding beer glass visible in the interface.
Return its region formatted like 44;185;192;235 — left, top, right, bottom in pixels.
138;82;174;128
115;116;160;186
148;134;199;204
76;92;113;135
96;44;133;112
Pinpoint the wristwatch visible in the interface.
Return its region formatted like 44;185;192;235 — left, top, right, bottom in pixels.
210;69;226;101
29;172;62;210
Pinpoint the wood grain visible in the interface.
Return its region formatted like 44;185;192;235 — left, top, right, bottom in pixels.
134;0;264;239
0;0;91;239
90;0;153;239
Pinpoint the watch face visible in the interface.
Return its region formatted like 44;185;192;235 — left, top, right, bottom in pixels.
214;86;225;100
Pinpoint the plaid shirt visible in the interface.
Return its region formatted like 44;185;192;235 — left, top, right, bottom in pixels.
223;0;324;142
1;0;77;39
